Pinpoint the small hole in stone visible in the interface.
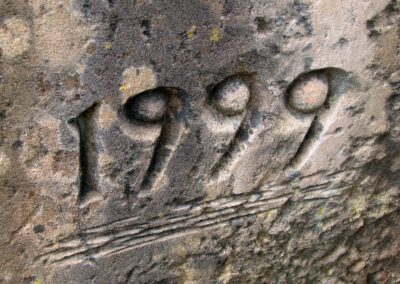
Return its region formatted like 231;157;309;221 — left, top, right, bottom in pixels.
338;37;348;46
12;140;23;150
334;127;343;134
85;42;97;54
141;20;151;37
33;224;45;234
255;17;268;33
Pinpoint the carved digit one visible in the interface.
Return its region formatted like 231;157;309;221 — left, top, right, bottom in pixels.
75;87;186;210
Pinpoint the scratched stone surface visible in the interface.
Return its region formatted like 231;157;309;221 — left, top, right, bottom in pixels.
0;0;399;283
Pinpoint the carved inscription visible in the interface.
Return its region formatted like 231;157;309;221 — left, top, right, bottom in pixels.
75;69;350;200
67;68;352;262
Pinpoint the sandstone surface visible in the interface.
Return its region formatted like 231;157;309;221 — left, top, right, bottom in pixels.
0;0;399;283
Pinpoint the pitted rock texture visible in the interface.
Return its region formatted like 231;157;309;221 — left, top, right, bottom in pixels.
125;89;169;122
210;76;250;116
0;0;399;283
287;72;328;113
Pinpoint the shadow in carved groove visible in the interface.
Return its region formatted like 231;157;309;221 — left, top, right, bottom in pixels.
74;74;254;204
74;104;102;204
74;69;350;206
203;75;252;176
207;68;351;195
284;68;352;173
39;69;358;265
122;87;190;192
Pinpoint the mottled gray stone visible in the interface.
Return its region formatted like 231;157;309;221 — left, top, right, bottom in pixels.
0;0;399;283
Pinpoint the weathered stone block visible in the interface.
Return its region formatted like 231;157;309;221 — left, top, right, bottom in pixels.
0;0;399;283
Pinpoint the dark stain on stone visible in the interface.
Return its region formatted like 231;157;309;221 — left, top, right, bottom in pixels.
11;139;23;150
33;224;45;234
63;76;81;91
338;37;349;46
140;19;151;39
85;42;97;54
36;74;52;93
304;57;313;70
366;0;399;38
0;110;5;121
255;17;268;33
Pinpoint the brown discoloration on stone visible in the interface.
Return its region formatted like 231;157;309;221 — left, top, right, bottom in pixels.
97;104;118;129
33;2;95;68
120;66;157;103
63;75;81;91
0;17;31;59
98;153;114;178
201;0;224;14
52;150;79;178
84;41;97;54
